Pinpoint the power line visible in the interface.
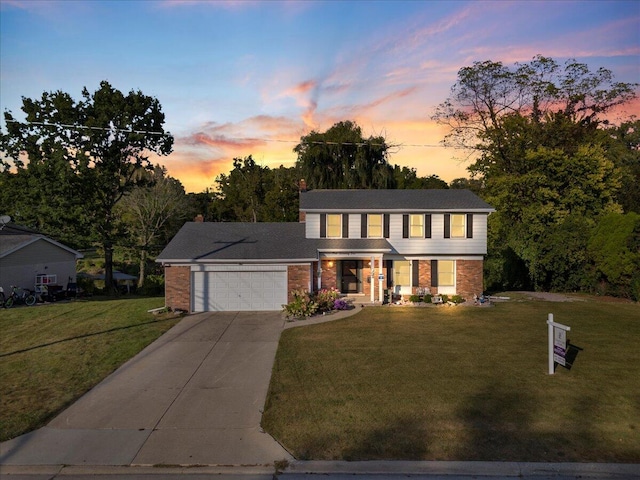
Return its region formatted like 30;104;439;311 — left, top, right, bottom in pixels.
5;120;168;136
5;120;448;148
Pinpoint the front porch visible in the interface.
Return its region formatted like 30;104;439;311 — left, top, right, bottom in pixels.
315;256;387;304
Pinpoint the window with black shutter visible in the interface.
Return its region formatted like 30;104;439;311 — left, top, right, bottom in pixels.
431;260;438;287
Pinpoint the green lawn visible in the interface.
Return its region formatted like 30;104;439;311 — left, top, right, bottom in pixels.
0;297;181;442
262;296;640;462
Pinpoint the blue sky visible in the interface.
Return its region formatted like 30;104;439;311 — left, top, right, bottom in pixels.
1;0;639;192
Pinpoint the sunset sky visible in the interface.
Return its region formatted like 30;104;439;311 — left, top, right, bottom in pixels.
1;0;639;193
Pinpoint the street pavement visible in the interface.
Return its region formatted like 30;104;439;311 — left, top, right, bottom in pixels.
1;307;638;479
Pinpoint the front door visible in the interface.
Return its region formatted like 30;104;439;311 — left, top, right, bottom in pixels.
340;260;361;293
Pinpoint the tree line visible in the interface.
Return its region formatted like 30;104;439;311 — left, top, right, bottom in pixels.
1;56;638;299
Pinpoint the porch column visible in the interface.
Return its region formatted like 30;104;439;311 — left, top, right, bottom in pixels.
378;255;384;303
370;255;375;303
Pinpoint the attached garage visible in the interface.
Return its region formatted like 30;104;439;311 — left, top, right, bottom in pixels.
192;266;288;312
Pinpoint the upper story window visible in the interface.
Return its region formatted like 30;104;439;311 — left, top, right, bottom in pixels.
444;213;472;239
368;214;383;238
410;214;424;238
450;214;466;238
326;214;342;238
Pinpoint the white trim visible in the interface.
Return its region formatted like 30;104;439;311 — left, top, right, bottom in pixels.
158;258;317;264
191;264;287;272
303;208;495;214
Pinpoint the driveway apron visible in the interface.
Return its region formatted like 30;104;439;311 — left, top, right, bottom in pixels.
0;311;293;467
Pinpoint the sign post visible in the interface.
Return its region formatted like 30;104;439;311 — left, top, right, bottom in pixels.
547;313;570;375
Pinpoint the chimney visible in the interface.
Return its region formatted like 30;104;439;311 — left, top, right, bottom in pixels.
194;214;204;223
298;179;307;223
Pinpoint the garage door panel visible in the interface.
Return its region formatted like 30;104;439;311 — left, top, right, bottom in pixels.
192;269;288;312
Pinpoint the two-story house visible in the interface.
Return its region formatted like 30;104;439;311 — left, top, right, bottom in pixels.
156;188;494;312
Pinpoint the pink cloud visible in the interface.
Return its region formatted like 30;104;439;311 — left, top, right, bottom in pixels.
185;131;265;150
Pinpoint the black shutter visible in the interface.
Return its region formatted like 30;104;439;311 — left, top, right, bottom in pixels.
386;260;393;288
342;214;349;238
431;260;438;287
444;214;451;238
383;214;390;238
361;214;367;238
425;214;432;238
412;260;419;287
467;214;473;238
320;213;326;238
402;214;409;238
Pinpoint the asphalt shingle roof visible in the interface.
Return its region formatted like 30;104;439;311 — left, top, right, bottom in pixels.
157;222;394;262
299;189;494;211
157;222;318;261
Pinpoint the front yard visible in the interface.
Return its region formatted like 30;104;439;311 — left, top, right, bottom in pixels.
0;298;181;442
262;295;640;461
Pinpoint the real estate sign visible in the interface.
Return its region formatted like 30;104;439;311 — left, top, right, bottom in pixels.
553;326;567;366
547;313;570;375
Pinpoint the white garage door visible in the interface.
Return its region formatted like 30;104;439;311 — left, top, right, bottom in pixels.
192;269;288;312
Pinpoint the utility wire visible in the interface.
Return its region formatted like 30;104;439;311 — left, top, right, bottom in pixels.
5;120;167;136
5;120;447;148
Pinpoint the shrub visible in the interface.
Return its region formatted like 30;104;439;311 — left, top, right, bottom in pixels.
441;294;449;303
140;275;164;296
409;295;421;303
333;298;350;310
315;288;341;312
282;290;318;319
450;295;465;304
424;294;432;303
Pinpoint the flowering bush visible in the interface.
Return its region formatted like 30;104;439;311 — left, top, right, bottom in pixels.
315;288;341;312
282;287;351;319
282;290;318;319
333;298;350;310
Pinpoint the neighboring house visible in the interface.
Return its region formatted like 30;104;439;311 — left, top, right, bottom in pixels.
0;224;84;297
157;188;495;312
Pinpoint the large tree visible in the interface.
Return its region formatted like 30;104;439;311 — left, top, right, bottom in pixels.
433;55;637;178
1;81;173;292
214;157;300;222
433;56;637;292
294;120;395;189
116;166;188;287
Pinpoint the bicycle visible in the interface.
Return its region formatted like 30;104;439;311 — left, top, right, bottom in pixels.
4;285;36;308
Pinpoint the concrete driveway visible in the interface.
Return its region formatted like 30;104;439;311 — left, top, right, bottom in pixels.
0;311;293;467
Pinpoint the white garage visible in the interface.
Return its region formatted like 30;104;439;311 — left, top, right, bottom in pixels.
192;266;288;312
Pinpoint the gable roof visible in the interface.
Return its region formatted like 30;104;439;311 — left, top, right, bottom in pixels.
0;224;83;259
299;189;494;212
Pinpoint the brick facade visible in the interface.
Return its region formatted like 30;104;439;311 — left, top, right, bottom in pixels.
456;260;483;300
164;265;191;312
287;265;311;303
417;260;433;294
319;260;337;291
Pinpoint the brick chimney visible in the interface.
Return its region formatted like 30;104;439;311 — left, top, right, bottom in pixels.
194;214;204;222
299;179;307;223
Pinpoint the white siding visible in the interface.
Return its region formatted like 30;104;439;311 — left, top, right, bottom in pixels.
303;212;489;255
387;213;488;255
